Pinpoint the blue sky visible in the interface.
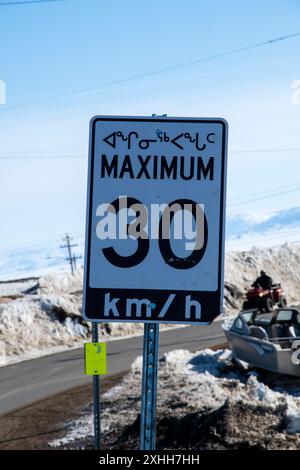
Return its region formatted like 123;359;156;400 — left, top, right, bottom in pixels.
0;0;300;251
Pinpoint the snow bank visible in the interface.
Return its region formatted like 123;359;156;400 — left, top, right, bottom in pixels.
224;243;300;311
38;269;83;295
50;348;300;449
0;243;300;364
0;296;88;364
0;267;177;366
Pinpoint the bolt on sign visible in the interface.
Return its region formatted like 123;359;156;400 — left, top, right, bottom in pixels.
83;115;228;324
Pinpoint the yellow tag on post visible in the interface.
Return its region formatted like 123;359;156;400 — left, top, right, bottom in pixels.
84;342;107;375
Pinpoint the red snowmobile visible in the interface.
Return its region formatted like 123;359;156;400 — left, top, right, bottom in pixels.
242;283;287;313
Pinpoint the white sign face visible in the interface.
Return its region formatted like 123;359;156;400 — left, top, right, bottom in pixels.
83;115;228;324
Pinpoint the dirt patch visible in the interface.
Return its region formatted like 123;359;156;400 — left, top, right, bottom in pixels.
0;373;124;450
100;399;299;450
0;295;21;304
51;383;300;451
50;348;300;451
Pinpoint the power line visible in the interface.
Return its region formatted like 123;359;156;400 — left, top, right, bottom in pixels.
0;155;85;159
0;197;299;255
0;230;84;254
0;184;299;254
228;186;300;207
231;147;300;154
1;31;300;113
0;155;299;207
0;184;299;253
230;182;300;203
1;147;300;160
0;0;64;5
226;229;300;248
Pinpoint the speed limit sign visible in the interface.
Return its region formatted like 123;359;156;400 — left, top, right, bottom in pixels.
83;115;228;324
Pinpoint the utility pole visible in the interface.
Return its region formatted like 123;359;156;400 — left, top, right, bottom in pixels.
60;233;82;274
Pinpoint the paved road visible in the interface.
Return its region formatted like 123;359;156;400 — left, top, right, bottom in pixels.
0;321;225;416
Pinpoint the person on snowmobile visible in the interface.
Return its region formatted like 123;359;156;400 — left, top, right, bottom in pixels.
252;270;273;290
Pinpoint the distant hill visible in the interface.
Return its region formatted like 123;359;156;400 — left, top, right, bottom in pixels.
226;206;300;250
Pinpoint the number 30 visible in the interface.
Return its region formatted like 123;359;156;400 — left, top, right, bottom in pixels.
101;197;208;269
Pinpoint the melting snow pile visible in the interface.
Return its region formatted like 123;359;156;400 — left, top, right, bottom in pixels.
224;243;300;311
50;348;300;450
1;243;300;364
0;268;149;366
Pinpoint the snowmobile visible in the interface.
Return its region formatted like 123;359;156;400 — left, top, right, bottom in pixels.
242;283;287;313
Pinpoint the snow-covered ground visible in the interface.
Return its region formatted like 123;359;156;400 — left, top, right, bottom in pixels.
0;268;184;366
0;234;84;281
0;243;300;366
50;348;300;450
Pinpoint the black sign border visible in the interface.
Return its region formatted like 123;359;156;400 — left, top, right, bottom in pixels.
83;116;228;324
